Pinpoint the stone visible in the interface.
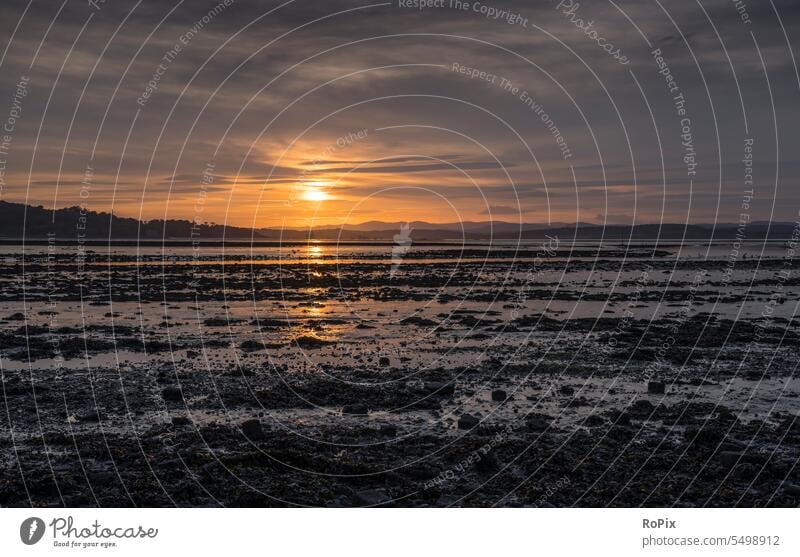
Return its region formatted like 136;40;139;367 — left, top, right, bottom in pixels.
491;389;507;402
648;381;666;394
526;415;550;431
630;399;654;413
241;419;264;439
295;335;334;349
615;412;632;426
458;413;479;430
162;387;183;402
79;410;100;422
782;482;800;497
342;403;369;415
354;488;388;506
240;340;265;352
476;453;500;473
585;414;605;427
425;381;455;396
717;451;744;467
733;462;758;481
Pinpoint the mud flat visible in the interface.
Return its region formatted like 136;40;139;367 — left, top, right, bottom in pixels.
1;241;799;506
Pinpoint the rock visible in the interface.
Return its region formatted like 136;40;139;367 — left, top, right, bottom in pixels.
687;426;725;447
716;407;736;422
491;389;507;402
629;399;654;414
733;462;758;481
585;414;605;427
617;412;632;426
161;387;183;402
648;381;666;394
240;340;265;352
476;452;499;473
295;335;334;349
458;413;479;430
354;488;388;506
526;415;550;431
78;410;100;422
342;403;369;415
241;419;264;439
379;356;390;367
717;451;744;467
88;470;115;486
781;482;800;497
424;381;455;396
379;423;397;436
558;385;574;396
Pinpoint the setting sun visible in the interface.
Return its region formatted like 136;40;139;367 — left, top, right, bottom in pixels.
303;188;330;202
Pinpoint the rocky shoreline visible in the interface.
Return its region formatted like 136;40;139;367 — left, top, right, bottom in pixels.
1;244;799;506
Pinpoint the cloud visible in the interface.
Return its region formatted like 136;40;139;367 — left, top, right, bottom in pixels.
0;0;797;224
479;205;521;215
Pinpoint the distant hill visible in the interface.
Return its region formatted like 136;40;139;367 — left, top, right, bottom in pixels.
0;200;795;242
0;200;258;240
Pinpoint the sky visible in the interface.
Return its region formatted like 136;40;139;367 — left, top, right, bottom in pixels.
0;0;798;228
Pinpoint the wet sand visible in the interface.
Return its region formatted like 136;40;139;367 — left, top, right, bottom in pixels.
1;241;799;506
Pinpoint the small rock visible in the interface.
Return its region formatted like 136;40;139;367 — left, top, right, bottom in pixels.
615;412;632;426
354;488;388;506
458;414;479;430
782;482;800;497
379;356;390;367
295;335;334;349
342;403;369;415
240;340;265;352
171;416;192;426
717;451;744;467
559;385;574;396
379;423;397;436
476;453;500;474
648;381;666;394
162;387;183;402
733;462;758;481
585;414;605;427
425;381;455;396
687;426;725;446
526;415;550;431
241;419;264;439
630;399;654;413
79;411;100;423
491;389;507;402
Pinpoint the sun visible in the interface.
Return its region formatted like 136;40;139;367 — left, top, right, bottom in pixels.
300;178;331;201
303;188;329;202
